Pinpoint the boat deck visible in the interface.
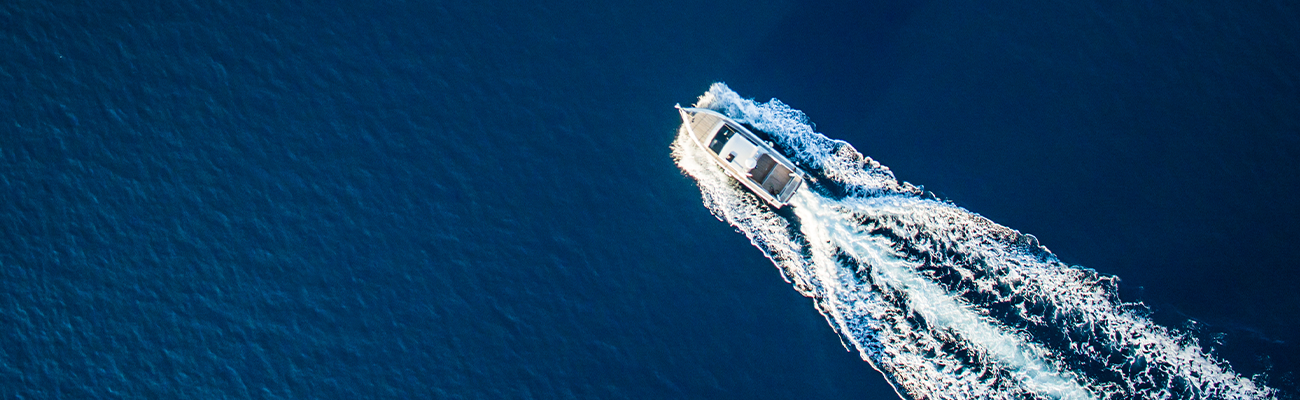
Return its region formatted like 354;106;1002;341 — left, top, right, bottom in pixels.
679;106;804;206
685;110;723;145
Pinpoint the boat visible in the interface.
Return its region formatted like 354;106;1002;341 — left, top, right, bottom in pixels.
677;105;806;207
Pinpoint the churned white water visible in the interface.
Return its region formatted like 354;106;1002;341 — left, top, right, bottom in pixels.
672;83;1274;399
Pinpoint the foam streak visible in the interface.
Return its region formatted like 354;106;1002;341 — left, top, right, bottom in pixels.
671;83;1275;399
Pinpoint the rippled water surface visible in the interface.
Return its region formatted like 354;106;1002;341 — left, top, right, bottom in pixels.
3;0;1299;398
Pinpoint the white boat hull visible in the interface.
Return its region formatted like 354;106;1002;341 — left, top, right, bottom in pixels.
677;106;805;207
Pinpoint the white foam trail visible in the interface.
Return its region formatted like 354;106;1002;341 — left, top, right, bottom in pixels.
671;83;1276;399
794;192;1094;399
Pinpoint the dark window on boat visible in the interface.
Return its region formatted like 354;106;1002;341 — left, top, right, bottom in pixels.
725;152;737;162
709;126;736;154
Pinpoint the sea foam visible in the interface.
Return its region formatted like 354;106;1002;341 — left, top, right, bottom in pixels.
672;83;1274;399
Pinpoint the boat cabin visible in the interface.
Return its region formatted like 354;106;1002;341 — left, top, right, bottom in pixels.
678;106;804;207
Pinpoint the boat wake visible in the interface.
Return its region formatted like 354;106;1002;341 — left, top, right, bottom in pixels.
672;83;1275;399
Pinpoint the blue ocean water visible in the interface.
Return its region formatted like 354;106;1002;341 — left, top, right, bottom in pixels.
2;0;1297;399
677;85;1281;398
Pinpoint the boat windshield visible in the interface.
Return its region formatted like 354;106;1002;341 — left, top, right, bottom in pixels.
709;125;736;154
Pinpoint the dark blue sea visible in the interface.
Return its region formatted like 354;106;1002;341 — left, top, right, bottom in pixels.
3;0;1298;398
